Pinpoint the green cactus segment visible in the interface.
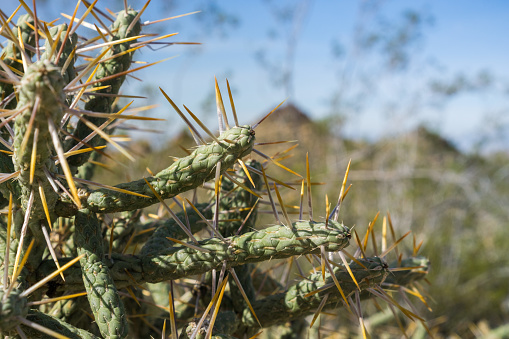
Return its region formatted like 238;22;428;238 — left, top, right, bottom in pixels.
85;125;256;213
0;14;35;109
143;220;350;283
140;203;212;256
38;221;350;291
41;24;78;84
67;9;141;167
241;257;388;328
13;60;65;219
0;288;28;332
23;310;100;339
75;209;128;339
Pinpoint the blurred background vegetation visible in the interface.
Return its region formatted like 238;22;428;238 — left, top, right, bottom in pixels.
10;0;509;337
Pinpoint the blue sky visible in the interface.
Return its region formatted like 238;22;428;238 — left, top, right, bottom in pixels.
2;0;508;151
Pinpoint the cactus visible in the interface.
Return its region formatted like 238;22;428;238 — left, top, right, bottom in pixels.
0;2;430;338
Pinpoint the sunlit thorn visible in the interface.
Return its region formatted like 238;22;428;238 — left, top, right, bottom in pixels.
223;172;261;199
168;281;178;339
235;198;259;235
332;159;351;221
413;237;424;257
11;190;35;287
131;32;179;49
126;0;151;34
108;222;114;259
20;96;40;156
27;292;88;306
76;34;146;53
238;159;255;188
252;148;301;178
353;230;366;259
362;212;379;253
183;105;220;144
309;293;329;328
2;193;13;288
340;249;368;270
184;198;226;242
142;11;201;26
325;194;330;228
368;286;424;321
55;0;81;64
252;98;287;130
16;316;71;339
159;88;205;144
166;237;209;253
6;238;35;298
338;251;360;291
47;24;64;61
17;26;31;70
72;57;176;92
229;268;261;327
225;78;239;126
355;291;369;339
371;222;379;256
81;3;113;36
143;179;199;244
273;183;293;229
124;286;141;308
61;47;77;77
320;247;326;281
214;76;229;131
20;254;84;298
38;181;52;230
382;216;387;253
75;115;135;162
189;276;229;339
69;0;99;36
386;211;400;258
29;127;39;185
32;0;40;60
379;231;411;258
306;153;313;221
260;166;281;225
64;48;108;91
41;225;65;281
244;163;294;190
320;246;350;309
47;116;81;208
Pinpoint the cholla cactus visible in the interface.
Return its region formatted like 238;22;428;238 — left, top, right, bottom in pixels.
0;2;430;338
